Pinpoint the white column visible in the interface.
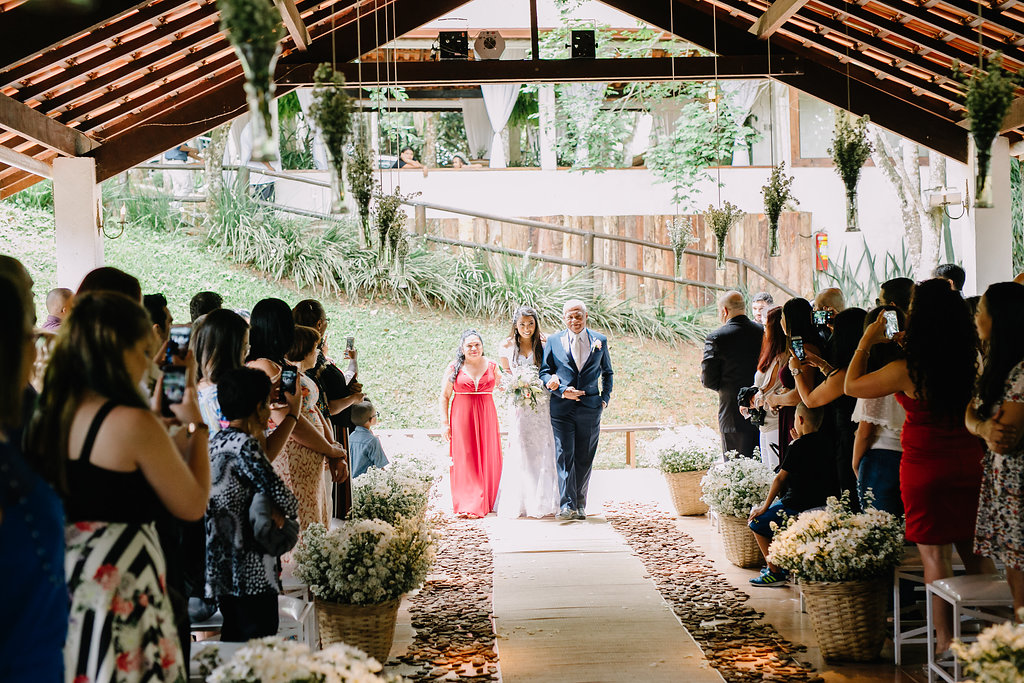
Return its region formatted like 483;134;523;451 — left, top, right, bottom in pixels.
538;84;557;171
964;136;1013;295
53;157;103;289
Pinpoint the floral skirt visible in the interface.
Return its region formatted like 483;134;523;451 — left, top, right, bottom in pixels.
65;521;185;683
975;450;1024;570
273;441;328;532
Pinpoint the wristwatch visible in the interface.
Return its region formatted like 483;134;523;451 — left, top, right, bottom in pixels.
791;367;801;376
187;422;209;436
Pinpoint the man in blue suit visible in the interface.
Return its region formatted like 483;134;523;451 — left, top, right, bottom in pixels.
540;300;614;520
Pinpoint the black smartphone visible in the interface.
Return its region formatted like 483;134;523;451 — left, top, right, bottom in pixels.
280;368;298;397
813;309;833;326
161;366;187;418
790;335;806;361
883;310;900;339
166;325;191;365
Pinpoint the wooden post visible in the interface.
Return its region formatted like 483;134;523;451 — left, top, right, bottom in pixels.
625;431;636;468
738;262;748;293
414;204;426;236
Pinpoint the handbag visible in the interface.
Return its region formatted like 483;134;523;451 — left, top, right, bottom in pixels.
249;492;299;557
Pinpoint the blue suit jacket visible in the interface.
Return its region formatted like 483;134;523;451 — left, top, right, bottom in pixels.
539;328;613;411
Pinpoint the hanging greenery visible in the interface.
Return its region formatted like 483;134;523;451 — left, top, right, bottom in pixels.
374;187;420;268
703;202;745;271
955;54;1020;208
217;0;284;162
347;120;377;247
668;216;698;267
828;112;873;231
308;64;352;213
761;162;798;257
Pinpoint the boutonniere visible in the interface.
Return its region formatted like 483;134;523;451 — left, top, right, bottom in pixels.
592;339;602;351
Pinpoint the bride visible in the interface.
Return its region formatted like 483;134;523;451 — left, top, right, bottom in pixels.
497;306;560;518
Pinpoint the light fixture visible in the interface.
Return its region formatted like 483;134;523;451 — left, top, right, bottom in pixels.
570;30;596;59
473;30;505;60
439;31;469;60
924;185;969;219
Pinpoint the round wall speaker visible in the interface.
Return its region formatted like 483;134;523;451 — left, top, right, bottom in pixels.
474;30;505;60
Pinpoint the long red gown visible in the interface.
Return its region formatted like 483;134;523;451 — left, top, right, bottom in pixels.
449;361;503;517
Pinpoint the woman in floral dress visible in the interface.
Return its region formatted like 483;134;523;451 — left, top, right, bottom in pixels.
967;281;1024;616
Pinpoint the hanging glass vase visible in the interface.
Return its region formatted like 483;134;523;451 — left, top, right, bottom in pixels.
971;137;995;209
844;185;860;232
237;42;282;163
328;159;346;214
768;217;781;257
715;235;727;271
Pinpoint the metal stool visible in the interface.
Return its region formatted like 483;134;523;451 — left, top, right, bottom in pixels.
926;573;1013;682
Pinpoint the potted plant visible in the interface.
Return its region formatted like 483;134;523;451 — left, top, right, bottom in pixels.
761;162;798;257
196;637;403;682
217;0;284;162
700;455;773;567
347;120;377;248
828;112;873;232
644;425;719;516
955;53;1019;208
348;467;431;526
703;202;745;271
951;612;1024;682
294;518;435;662
767;493;904;661
308;63;353;214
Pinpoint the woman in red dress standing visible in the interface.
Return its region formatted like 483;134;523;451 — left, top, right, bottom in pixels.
846;279;991;655
441;329;503;518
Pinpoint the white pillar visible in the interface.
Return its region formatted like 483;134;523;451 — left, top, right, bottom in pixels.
964;136;1014;295
53;157;103;289
538;84;557;171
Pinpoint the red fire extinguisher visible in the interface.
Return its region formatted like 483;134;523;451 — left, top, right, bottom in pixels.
815;232;829;272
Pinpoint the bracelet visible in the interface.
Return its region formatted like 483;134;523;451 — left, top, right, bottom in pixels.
854;348;869;355
826;368;840;378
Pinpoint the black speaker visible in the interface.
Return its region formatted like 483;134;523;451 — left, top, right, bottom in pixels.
571;30;596;59
439;31;469;60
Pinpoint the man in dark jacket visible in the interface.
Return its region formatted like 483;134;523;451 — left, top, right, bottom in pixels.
701;290;764;457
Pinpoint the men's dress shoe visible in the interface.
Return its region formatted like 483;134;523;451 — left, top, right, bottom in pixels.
556;508;575;521
574;508;587;520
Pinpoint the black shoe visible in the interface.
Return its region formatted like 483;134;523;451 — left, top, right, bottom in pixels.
556;508;575;521
574;508;587;520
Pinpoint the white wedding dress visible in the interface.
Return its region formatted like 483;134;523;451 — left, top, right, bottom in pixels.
496;347;560;518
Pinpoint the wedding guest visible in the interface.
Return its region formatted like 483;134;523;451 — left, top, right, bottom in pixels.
42;287;72;331
27;291;210;683
766;298;825;461
451;153;481;169
143;293;172;344
879;277;914;312
349;401;389;478
76;266;142;301
190;290;223;322
751;291;774;325
749;306;785;469
441;329;502;518
398;146;424;169
497;306;559;518
813;287;846;314
966;281;1024;616
0;271;67;683
701;291;763;457
205;367;298;641
846;280;990;655
934;263;966;293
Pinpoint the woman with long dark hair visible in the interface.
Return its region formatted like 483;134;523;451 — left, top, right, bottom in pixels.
967;281;1024;616
440;329;503;517
497;307;558;518
846;279;990;654
750;306;785;468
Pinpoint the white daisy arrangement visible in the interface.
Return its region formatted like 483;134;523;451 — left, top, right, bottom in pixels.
951;612;1024;682
700;453;773;517
349;467;432;526
643;424;720;473
767;493;904;582
202;637;404;682
295;518;436;605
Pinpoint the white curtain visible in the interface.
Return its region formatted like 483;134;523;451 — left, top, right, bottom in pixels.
295;88;329;170
481;83;520;168
720;80;767;166
461;98;492;160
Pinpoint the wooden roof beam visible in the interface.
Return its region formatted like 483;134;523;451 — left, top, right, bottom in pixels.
0;144;51;178
274;0;311;50
1001;95;1024;132
0;92;99;155
750;0;813;38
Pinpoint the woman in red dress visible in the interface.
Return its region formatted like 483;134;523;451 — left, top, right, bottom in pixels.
846;279;990;655
440;330;503;518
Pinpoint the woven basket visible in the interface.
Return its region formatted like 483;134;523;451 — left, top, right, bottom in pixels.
800;577;888;661
718;513;763;568
664;470;709;516
315;597;401;663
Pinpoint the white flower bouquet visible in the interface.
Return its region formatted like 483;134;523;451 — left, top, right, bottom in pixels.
767;493;904;582
500;363;545;411
700;453;773;517
952;611;1024;682
643;425;720;473
349;467;431;525
295;518;435;605
202;637;404;682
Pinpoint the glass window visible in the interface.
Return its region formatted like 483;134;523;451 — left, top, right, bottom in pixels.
797;92;836;159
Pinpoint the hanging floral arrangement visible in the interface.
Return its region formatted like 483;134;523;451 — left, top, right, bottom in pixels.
308;63;353;214
828;112;873;232
703;202;745;271
955;54;1020;208
668;216;698;267
374;187;420;270
217;0;285;162
761;162;798;257
347;120;377;248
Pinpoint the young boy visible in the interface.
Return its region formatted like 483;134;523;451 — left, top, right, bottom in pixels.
747;402;840;586
349;400;389;478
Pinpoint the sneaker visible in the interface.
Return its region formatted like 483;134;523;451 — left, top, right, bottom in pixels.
749;568;789;587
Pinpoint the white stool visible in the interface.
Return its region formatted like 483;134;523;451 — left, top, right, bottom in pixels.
278;594;315;646
892;547;967;665
926;573;1013;682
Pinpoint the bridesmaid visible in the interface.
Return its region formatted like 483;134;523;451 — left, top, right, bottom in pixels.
440;330;503;518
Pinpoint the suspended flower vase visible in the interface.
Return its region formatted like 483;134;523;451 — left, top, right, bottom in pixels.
218;0;285;163
703;202;745;272
309;64;353;215
844;186;860;232
971;137;995;209
761;162;797;257
768;220;781;257
828;113;872;235
327;156;347;214
668;215;698;268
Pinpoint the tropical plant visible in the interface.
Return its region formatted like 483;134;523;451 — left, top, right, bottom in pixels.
1013;158;1024;274
814;236;914;309
761;162;798;257
951;612;1024;683
277;92;316;170
703;201;744;271
700;455;773;517
642;425;720;472
828;112;873;231
5;179;53;210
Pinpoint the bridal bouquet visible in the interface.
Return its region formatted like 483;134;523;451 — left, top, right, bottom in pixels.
199;637;403;682
501;364;545;411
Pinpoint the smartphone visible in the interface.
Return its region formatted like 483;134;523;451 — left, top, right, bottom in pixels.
280;368;298;397
166;325;191;365
883;310;900;339
346;336;355;352
161;366;187;418
790;335;806;361
813;309;833;326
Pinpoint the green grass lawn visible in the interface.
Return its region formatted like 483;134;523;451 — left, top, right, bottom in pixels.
1;202;719;467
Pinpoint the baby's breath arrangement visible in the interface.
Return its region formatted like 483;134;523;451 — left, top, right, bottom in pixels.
761;162;798;257
828;112;873;231
703;202;744;271
700;453;773;517
309;64;352;213
349;467;431;526
347;121;377;246
374;187;420;268
295;518;435;605
643;425;719;473
204;637;403;682
767;492;904;582
668;216;698;267
951;611;1024;682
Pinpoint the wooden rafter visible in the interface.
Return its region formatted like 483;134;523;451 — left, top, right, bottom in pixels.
750;0;812;38
0;92;99;155
274;0;311;50
0;144;51;178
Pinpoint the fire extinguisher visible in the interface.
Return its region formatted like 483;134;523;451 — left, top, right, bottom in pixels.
815;232;829;272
